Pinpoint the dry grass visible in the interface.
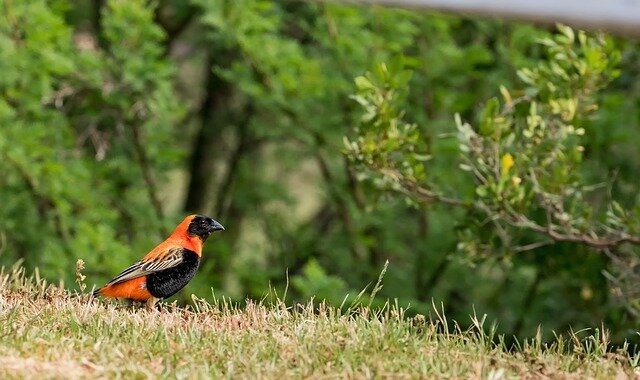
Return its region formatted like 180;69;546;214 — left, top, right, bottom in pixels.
0;265;638;379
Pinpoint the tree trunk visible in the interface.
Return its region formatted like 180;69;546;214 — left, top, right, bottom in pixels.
183;49;239;213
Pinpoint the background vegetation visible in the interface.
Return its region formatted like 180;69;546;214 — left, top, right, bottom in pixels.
1;0;639;345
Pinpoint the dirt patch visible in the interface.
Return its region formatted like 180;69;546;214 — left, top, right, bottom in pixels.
0;356;101;378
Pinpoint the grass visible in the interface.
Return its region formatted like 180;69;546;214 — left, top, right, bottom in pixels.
0;265;638;379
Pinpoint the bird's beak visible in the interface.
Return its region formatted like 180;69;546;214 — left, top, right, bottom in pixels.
209;219;225;232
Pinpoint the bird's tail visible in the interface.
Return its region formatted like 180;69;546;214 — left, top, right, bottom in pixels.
91;287;102;298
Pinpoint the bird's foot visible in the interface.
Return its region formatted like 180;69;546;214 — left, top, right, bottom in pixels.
145;296;159;311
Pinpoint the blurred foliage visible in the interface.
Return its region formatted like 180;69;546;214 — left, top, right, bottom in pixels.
1;0;639;344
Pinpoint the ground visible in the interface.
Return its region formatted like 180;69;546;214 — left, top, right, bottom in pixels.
0;267;637;379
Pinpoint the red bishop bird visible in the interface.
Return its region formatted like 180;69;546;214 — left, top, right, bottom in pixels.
92;214;224;309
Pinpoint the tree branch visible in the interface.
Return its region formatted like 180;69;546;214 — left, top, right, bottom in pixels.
212;124;263;219
91;0;108;50
369;166;640;251
4;154;72;246
129;121;168;237
153;2;197;56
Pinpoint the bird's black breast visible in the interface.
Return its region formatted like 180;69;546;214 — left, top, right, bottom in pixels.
146;249;200;299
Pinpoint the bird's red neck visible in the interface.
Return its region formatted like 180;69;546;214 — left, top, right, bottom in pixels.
170;234;203;255
166;216;204;255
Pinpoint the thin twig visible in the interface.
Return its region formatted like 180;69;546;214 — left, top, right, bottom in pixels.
513;240;555;253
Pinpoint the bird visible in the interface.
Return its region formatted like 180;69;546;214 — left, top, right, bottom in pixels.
92;214;224;309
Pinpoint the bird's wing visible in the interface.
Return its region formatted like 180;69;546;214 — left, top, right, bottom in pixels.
105;247;184;286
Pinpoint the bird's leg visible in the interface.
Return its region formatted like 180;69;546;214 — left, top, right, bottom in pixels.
146;296;159;311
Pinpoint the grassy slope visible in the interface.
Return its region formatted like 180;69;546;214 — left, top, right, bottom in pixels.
0;268;637;379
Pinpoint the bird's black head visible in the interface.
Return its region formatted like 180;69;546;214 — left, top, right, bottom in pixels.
187;215;224;241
